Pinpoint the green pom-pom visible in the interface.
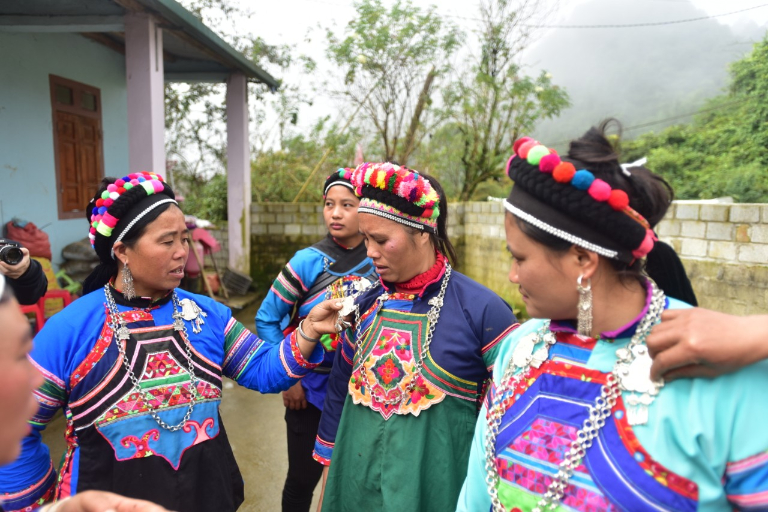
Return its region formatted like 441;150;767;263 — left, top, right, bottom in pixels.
101;190;110;200
527;145;550;165
124;183;133;190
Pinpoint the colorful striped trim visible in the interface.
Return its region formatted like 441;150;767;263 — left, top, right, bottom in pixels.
313;436;335;466
725;450;768;508
0;460;56;510
223;318;265;380
270;263;307;305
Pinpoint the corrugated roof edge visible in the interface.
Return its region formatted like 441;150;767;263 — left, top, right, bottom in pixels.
138;0;279;90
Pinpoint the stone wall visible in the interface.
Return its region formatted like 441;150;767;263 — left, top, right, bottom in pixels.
655;202;768;314
209;200;767;315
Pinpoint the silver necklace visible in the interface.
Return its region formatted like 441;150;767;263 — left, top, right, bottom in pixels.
350;264;452;407
484;281;666;512
104;285;202;432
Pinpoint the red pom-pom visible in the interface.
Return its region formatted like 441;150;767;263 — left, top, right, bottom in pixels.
118;187;126;195
538;153;561;173
95;199;104;207
422;208;433;219
115;179;125;187
608;189;630;210
513;137;533;155
518;140;538;159
553;162;576;183
632;230;655;259
588;179;612;201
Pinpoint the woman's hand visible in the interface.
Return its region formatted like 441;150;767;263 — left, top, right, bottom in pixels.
647;309;768;381
301;300;346;340
47;491;171;511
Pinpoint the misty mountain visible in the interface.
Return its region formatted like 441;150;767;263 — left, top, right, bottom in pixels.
525;0;765;147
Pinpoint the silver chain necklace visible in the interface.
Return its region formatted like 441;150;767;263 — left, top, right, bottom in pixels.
104;285;202;432
484;281;666;512
350;263;452;407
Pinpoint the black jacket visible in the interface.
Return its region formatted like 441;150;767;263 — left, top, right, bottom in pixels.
7;259;48;305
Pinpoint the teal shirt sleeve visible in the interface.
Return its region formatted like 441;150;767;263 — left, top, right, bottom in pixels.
457;399;492;511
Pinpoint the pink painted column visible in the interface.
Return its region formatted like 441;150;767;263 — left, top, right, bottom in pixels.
226;73;251;274
125;13;165;174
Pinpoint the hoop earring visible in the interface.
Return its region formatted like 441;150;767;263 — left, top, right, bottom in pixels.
122;265;136;301
577;275;592;337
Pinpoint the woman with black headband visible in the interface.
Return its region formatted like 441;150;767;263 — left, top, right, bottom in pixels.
0;172;341;512
458;125;768;511
310;163;516;511
255;169;376;512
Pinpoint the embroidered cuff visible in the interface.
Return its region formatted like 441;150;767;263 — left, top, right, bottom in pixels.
279;331;323;378
313;436;334;466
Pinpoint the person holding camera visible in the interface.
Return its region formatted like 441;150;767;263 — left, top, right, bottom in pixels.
0;240;48;306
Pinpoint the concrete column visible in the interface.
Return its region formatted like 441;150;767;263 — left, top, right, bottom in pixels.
125;13;165;174
226;73;251;274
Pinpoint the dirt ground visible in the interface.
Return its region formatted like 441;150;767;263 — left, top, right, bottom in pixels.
40;299;321;512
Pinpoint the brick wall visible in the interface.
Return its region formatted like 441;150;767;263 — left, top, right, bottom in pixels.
656;202;768;314
210;200;767;315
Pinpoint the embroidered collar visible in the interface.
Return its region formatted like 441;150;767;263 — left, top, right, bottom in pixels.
380;252;447;298
109;281;173;309
550;279;657;340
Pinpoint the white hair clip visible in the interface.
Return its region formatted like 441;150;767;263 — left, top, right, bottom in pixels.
620;157;647;177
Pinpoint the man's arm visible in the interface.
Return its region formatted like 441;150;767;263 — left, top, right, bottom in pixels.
1;250;47;305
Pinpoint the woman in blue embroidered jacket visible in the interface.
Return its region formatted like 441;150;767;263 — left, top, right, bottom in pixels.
311;163;517;512
0;172;340;512
255;169;376;512
458;124;768;511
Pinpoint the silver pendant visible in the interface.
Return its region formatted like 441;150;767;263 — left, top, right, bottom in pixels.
116;325;131;341
616;344;661;425
179;298;207;334
339;296;356;317
512;332;538;368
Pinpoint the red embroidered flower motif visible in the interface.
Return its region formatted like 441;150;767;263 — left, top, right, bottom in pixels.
409;375;432;404
351;370;363;391
377;358;401;385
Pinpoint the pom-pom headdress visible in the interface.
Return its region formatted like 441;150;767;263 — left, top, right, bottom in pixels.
349;162;440;233
324;168;355;197
505;137;655;263
87;171;177;262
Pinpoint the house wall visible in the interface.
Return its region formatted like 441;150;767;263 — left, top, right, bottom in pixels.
0;32;129;265
211;200;767;316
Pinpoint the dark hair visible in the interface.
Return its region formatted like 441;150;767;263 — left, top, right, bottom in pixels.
418;173;458;266
82;177;177;295
517;119;673;280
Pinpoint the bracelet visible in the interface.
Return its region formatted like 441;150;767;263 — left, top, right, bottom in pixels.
297;319;321;343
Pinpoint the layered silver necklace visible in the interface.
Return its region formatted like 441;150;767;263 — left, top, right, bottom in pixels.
484;281;666;512
347;263;452;407
104;285;202;432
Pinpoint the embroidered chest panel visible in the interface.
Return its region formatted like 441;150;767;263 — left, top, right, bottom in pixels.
489;358;699;511
348;307;476;420
69;321;223;470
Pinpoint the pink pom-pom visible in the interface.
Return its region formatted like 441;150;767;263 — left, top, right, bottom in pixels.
101;212;119;228
632;230;656;258
104;198;114;207
513;137;533;155
130;179;140;186
89;227;96;234
538;153;561;173
518;140;538;159
588;179;612;201
151;180;164;193
128;173;138;179
107;184;118;193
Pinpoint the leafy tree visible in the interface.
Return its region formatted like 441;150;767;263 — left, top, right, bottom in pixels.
325;0;463;165
434;0;569;201
621;35;768;203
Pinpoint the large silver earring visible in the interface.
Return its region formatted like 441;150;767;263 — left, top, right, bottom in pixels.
122;265;136;301
577;275;592;337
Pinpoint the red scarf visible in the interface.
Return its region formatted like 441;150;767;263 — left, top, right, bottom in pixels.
396;252;446;295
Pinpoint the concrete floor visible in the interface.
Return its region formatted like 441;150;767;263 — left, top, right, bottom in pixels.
41;300;321;511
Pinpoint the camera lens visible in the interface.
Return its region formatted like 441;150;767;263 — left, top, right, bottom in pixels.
0;246;23;265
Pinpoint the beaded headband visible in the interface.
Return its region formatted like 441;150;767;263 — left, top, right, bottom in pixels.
324;168;355;196
505;136;656;263
88;171;177;259
350;162;439;233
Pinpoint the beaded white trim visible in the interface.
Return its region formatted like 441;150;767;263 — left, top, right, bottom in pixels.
324;181;355;196
357;206;433;232
503;199;619;259
110;198;178;259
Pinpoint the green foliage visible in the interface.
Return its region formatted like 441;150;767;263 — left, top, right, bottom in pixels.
621;36;768;203
416;0;569;201
325;0;463;164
